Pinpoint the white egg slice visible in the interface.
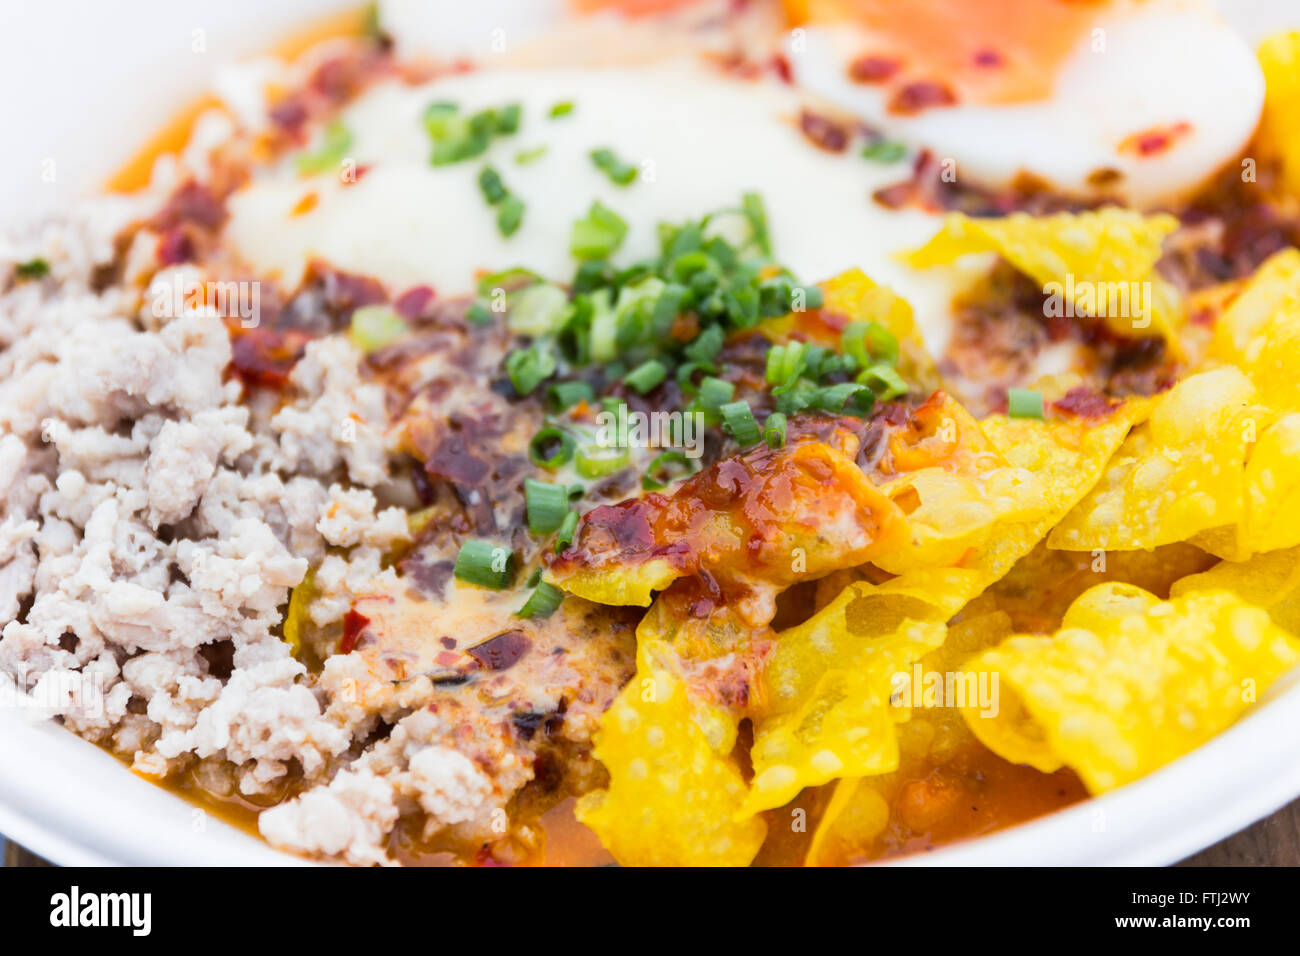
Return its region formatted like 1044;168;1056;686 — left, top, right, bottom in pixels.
224;60;961;352
789;0;1265;208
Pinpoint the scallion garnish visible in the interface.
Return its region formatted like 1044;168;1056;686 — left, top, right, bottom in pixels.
453;539;514;589
517;581;565;619
695;376;735;419
590;148;638;186
296;118;353;175
525;479;570;534
624;359;667;395
546;381;594;412
478;166;508;204
14;258;49;280
505;345;556;395
1007;387;1045;420
858;363;908;400
549;101;574;119
347;305;407;354
812;382;876;416
529;427;577;469
763;412;787;449
720;400;762;448
575;444;629;478
861;140;907;163
842;320;899;368
497;194;526;237
466;301;494;325
555;509;580;552
515;145;549;165
570;201;628;260
642;451;695;490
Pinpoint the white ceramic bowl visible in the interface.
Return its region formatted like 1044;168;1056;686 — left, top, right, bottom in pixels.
2;0;1299;866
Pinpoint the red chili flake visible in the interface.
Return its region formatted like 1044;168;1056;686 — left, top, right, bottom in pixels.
466;630;531;672
973;48;1004;68
889;80;958;115
848;54;901;83
151;181;227;232
394;285;437;319
227;326;313;390
799;109;850;152
156;228;195;266
1119;121;1192;158
769;53;793;84
1051;386;1121;420
339;609;371;654
268;98;309;138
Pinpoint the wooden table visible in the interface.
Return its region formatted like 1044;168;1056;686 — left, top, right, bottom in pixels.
6;797;1299;866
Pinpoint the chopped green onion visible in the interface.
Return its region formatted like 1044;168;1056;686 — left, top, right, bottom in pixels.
525;479;569;534
570;201;628;260
763;412;787;449
546;381;594;412
642;451;696;490
1007;387;1045;420
812;382;876;416
765;341;807;387
586;290;619;363
842;320;899;369
515;145;549;164
466;301;493;325
497;103;522;135
720;400;762;448
549;101;574;118
675;360;714;395
517;581;565;619
505;345;556;395
14;258;49;280
496;194;526;237
296;118;353;174
529;427;576;469
453;539;514;589
590;148;638;186
478;166;508;204
508;283;568;336
858;362;908;400
555;509;580;552
575;444;629;478
684;324;725;363
741;192;772;258
695;376;735;417
861;140;908;163
347;305;407;353
624;359;667;395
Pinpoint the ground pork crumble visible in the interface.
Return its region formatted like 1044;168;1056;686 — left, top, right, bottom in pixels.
0;193;468;864
0;164;637;864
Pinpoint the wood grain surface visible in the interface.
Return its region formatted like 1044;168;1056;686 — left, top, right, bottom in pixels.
6;797;1299;866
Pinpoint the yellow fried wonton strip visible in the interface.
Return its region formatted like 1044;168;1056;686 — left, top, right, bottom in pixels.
575;618;767;867
1171;545;1300;636
743;580;949;815
1206;247;1300;413
959;583;1300;794
1256;31;1300;198
805;611;1014;866
742;400;1146;815
1048;367;1270;552
872;395;1050;575
902;209;1185;345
